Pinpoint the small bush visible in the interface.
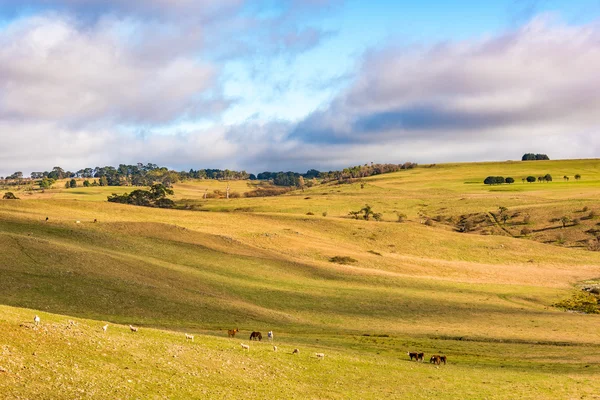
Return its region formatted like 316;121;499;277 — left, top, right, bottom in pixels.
306;212;314;216
322;211;328;217
523;214;531;224
424;218;434;226
396;212;407;223
554;291;599;314
229;191;241;198
2;192;18;199
583;206;589;212
521;227;532;236
329;256;358;265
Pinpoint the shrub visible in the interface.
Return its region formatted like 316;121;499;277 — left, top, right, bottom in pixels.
329;256;358;265
523;214;531;224
322;211;328;217
306;212;314;215
521;227;532;236
505;177;515;184
424;218;434;226
2;192;18;199
526;176;536;183
554;291;599;314
229;191;241;198
544;174;553;182
583;206;589;212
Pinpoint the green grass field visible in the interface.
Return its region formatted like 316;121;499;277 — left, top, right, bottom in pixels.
1;159;600;398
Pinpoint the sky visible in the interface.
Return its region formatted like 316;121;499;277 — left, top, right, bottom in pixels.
1;0;600;176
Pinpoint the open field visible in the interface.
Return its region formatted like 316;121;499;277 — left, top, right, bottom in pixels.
1;159;600;398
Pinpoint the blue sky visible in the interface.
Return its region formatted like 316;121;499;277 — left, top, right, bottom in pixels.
1;0;600;175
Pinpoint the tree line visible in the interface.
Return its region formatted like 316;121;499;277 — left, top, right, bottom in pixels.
2;160;418;190
484;174;582;185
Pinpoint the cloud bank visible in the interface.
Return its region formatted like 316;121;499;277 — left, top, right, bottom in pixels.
1;14;599;176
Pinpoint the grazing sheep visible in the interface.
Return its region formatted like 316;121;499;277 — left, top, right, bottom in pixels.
292;349;299;355
316;353;325;359
33;315;40;326
268;331;273;341
273;346;278;352
76;221;81;224
185;333;194;341
102;324;108;333
241;343;249;351
129;325;138;332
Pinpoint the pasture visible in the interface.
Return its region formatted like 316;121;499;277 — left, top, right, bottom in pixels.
1;159;600;398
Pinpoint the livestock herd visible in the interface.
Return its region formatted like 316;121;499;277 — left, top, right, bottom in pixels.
29;316;449;364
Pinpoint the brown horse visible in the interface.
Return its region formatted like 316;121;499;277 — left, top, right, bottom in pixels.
407;352;424;361
228;328;239;338
249;331;262;341
439;355;447;365
429;355;441;365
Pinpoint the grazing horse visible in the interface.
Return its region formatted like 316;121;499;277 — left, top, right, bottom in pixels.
249;331;262;341
228;328;239;338
430;355;441;365
439;355;447;365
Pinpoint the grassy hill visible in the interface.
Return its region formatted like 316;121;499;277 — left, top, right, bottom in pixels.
1;159;600;398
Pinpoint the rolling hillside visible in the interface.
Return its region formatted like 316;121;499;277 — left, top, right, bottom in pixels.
1;159;600;398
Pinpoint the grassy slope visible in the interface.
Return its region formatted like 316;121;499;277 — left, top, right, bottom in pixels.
1;159;600;398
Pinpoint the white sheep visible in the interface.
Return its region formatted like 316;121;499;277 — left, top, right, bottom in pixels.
273;346;278;352
33;315;40;326
241;343;249;351
316;353;325;359
129;325;138;332
185;333;194;341
267;331;273;341
102;324;108;333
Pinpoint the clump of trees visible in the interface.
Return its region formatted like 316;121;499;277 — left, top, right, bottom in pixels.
484;176;507;185
522;153;550;161
107;184;175;208
487;174;558;185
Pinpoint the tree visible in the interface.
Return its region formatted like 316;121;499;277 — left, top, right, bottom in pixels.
69;179;77;188
560;216;571;228
505;177;515;184
484;176;505;185
83;180;91;187
2;192;18;199
361;204;374;221
99;176;108;186
544;174;553;182
563;176;569;182
39;178;55;189
396;212;407;223
575;174;582;181
526;176;536;183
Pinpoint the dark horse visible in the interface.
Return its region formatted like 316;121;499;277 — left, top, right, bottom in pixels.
407;352;424;361
250;331;262;341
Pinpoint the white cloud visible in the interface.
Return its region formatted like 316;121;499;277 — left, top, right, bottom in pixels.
0;15;218;125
